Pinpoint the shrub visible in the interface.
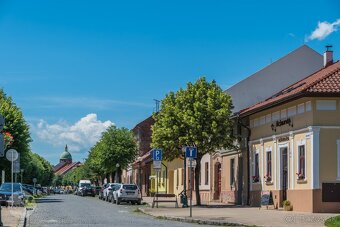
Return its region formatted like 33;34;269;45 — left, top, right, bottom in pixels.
325;215;340;227
283;200;291;207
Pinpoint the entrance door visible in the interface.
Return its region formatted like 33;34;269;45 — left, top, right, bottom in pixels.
214;163;221;200
281;148;288;202
168;170;174;194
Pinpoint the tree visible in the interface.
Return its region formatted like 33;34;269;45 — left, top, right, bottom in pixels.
0;89;32;181
152;77;234;205
86;126;138;182
24;152;54;186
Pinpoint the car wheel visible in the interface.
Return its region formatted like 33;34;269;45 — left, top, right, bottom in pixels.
137;199;141;205
116;198;121;205
131;201;135;205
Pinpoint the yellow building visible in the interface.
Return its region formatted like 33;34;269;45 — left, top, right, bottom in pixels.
241;59;340;212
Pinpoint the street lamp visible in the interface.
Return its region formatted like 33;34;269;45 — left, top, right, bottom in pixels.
115;163;120;183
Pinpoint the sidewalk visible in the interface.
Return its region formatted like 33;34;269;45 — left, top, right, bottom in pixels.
140;197;337;227
1;206;26;227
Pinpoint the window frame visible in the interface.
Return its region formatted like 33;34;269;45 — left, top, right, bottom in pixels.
230;158;235;186
266;151;272;180
297;144;306;180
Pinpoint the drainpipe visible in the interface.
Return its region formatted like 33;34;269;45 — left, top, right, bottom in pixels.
237;114;251;206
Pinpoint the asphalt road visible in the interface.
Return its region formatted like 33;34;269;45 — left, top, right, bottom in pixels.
29;194;212;227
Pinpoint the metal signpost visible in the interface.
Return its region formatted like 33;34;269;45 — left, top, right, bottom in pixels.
185;146;197;217
6;149;18;207
0;114;4;226
152;149;162;208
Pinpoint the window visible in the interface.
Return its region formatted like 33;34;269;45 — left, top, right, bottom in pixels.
205;162;209;185
298;145;305;180
230;159;235;186
253;153;259;183
176;169;179;187
316;100;336;111
266;151;272;179
297;103;305;114
181;168;184;185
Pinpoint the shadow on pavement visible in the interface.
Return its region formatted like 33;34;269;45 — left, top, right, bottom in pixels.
35;198;64;203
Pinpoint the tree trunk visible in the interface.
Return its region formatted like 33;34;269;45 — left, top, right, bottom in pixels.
194;156;202;206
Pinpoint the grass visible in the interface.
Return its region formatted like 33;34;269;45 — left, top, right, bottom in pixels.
325;216;340;227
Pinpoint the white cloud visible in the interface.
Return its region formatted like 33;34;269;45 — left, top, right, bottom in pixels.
306;19;340;41
34;113;113;152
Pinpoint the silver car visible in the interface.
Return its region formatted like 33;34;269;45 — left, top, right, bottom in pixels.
112;184;141;205
103;183;119;202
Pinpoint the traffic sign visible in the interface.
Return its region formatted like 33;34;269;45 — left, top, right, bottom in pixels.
153;160;161;169
185;147;197;159
187;158;196;168
152;149;162;161
0;134;4;157
6;149;18;161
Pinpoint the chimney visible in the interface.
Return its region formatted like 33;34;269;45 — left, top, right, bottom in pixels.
324;45;333;67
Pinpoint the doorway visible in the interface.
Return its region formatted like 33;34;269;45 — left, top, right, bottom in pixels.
214;162;222;200
281;147;288;203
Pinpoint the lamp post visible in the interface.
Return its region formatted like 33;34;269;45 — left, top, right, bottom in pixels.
115;163;120;183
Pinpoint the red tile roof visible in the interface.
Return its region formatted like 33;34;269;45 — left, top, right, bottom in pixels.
55;162;81;175
241;61;340;115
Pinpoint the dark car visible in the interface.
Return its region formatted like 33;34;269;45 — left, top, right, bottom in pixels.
0;183;25;206
98;184;107;200
79;185;95;197
94;186;101;195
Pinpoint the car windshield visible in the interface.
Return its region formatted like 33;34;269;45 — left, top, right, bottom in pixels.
80;183;91;188
123;185;137;190
0;183;21;192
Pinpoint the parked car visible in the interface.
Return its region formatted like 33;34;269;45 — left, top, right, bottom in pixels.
112;184;141;205
103;183;119;202
98;184;107;200
0;183;25;206
78;185;95;197
77;180;91;196
94;186;101;195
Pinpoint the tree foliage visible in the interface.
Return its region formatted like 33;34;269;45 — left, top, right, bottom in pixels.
152;77;234;205
0;89;32;181
24;152;54;186
86;126;138;181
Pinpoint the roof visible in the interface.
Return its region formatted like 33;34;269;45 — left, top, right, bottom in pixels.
53;162;67;172
226;45;323;113
55;162;81;175
241;61;340;116
60;150;72;160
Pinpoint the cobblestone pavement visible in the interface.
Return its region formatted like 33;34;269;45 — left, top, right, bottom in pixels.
29;194;214;227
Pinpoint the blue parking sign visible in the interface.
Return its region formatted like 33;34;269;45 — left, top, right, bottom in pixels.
152;149;162;161
185;147;197;158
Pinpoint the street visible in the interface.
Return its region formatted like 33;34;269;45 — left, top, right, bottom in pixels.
29;194;211;227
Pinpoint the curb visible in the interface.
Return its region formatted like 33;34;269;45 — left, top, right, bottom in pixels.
137;208;252;226
17;208;27;227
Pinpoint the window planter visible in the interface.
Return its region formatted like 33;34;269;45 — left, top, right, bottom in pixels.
252;176;259;183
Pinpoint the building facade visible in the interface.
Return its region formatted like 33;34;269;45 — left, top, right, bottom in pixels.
242;57;340;212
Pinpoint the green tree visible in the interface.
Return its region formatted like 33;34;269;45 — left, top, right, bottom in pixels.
0;89;32;181
24;152;54;186
152;77;234;205
87;126;137;181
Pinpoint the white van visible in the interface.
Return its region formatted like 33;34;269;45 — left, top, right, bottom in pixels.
76;180;91;196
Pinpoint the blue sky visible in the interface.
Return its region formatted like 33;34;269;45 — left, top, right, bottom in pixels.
0;0;339;164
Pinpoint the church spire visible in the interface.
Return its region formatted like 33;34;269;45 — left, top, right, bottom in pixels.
65;144;68;152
